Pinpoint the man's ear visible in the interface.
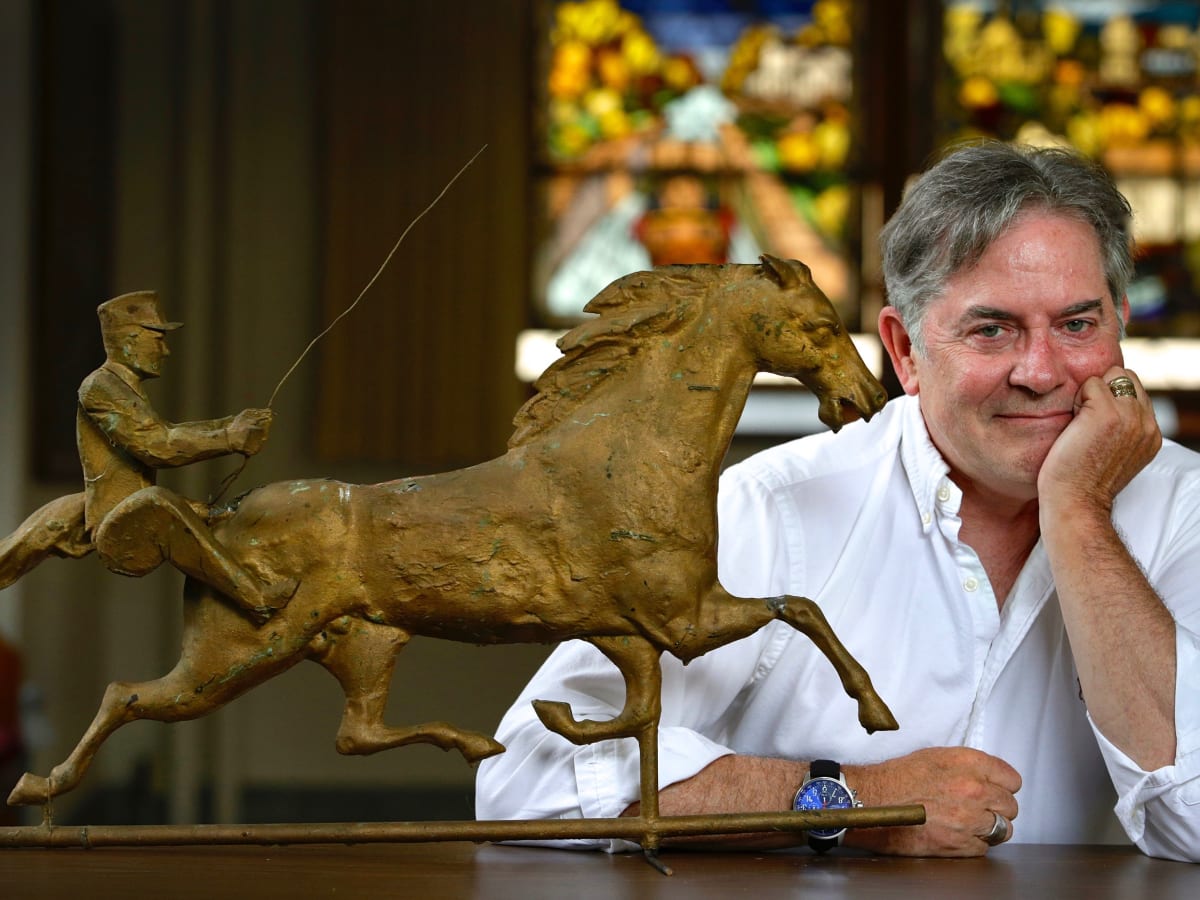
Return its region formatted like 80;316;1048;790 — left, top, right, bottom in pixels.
878;306;920;396
1120;294;1131;327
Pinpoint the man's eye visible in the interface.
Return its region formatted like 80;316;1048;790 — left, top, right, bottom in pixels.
978;324;1004;338
1063;319;1090;333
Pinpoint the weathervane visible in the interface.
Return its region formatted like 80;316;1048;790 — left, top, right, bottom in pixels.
0;157;922;874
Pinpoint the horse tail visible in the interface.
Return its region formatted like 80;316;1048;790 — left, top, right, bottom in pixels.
0;492;92;590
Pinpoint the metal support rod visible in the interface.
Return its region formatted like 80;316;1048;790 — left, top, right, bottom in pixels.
0;805;925;849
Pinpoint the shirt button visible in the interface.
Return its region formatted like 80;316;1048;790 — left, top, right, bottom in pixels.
963;577;979;592
921;511;931;526
937;484;951;503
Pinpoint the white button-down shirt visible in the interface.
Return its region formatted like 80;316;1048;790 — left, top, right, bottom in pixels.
476;395;1200;861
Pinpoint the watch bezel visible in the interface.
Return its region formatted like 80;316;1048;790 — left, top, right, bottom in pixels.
793;775;859;840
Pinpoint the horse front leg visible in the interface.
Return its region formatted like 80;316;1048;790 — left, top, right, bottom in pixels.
532;634;662;746
770;594;898;733
671;585;898;735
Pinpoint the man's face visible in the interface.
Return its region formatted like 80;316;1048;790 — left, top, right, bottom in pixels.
114;326;171;378
884;212;1126;504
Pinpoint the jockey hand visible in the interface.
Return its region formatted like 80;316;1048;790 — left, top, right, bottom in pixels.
229;408;274;456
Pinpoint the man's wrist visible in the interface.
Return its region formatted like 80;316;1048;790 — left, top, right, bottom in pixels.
794;759;863;852
835;763;889;850
838;763;874;805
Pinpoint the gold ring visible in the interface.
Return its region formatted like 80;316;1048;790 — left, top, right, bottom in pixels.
1108;376;1137;399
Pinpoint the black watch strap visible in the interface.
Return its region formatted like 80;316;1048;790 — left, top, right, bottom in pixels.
808;759;842;853
811;758;840;780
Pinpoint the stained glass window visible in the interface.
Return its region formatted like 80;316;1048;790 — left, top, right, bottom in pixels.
940;0;1200;337
535;0;862;329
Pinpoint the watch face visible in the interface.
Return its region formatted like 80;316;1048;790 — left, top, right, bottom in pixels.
794;777;854;838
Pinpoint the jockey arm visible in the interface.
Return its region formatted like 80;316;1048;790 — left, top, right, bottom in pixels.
80;366;272;468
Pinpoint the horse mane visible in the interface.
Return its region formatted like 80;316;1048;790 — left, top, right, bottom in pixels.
509;264;758;448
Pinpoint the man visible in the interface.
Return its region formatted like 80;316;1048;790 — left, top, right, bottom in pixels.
0;291;291;622
475;142;1200;862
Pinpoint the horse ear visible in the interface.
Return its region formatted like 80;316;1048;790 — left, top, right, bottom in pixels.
760;254;798;288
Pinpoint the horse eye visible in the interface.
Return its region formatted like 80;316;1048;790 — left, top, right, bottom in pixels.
804;319;838;335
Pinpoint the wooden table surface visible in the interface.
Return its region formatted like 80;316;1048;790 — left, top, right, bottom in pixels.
1;841;1198;899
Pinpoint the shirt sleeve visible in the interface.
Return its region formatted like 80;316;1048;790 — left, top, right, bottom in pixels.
474;461;797;851
1098;464;1200;862
1093;623;1200;861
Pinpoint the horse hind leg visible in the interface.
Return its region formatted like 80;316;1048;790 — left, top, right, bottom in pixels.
7;665;226;808
312;619;503;764
8;615;309;809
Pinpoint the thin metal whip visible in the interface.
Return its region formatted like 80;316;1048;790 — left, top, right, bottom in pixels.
267;143;489;408
207;143;488;505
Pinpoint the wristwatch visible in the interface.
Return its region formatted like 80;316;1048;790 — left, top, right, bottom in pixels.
793;759;862;852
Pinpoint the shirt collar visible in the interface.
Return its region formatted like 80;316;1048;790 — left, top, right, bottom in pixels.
897;394;960;534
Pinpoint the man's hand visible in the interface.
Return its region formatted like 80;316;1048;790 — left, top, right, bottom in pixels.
1037;366;1161;514
630;748;1019;857
844;747;1021;857
228;408;274;456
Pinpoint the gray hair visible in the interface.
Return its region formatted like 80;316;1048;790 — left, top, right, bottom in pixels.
880;141;1134;351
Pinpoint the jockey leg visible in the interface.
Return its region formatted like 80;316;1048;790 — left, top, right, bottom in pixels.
94;486;294;622
0;492;91;590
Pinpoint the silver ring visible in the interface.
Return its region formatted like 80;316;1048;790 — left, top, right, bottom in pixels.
1108;376;1137;399
983;811;1008;846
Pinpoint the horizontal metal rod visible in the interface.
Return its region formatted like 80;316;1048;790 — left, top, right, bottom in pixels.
0;805;925;849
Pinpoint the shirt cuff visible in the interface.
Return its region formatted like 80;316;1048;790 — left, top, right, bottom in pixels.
1092;626;1200;856
573;727;735;853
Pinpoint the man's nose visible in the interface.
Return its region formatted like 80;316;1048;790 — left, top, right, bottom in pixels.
1009;329;1065;394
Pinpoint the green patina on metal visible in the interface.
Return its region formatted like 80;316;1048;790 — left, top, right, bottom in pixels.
609;529;656;543
218;645;277;685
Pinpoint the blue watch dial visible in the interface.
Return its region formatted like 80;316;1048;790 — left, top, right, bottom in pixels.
794;777;854;838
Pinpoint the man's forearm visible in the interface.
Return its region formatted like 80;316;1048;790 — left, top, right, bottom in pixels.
620;754;808;849
1042;503;1177;770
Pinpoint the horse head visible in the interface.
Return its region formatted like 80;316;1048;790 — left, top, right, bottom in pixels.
746;254;887;431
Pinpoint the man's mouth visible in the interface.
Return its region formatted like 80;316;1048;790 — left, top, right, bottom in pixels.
995;409;1073;424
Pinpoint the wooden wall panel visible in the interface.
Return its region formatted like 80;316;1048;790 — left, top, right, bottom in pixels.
317;1;531;468
32;0;117;480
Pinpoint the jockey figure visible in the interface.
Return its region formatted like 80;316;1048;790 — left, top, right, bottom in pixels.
0;291;293;623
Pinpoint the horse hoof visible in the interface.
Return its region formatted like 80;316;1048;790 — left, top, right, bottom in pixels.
532;699;578;740
860;700;899;734
462;736;506;764
7;773;50;807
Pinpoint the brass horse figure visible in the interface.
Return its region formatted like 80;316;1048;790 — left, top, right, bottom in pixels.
7;256;897;826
